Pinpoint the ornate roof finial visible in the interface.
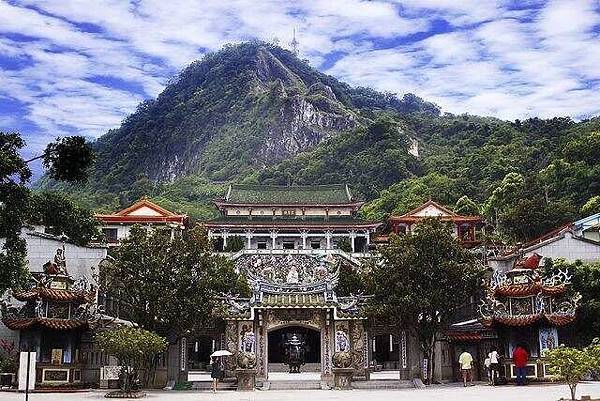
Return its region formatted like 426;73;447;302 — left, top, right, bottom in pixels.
290;28;299;56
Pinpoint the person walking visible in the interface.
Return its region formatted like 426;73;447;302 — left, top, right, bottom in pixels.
484;355;492;385
488;346;500;386
513;345;529;386
458;349;474;387
211;357;222;393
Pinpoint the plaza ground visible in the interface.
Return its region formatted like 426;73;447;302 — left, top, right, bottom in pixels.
1;382;600;401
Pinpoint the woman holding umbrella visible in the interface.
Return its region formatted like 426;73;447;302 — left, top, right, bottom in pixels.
210;350;231;393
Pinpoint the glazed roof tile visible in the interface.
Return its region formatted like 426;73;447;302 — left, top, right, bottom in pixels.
13;287;94;303
222;184;356;205
2;317;88;331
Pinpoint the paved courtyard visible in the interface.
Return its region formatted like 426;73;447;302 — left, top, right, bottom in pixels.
1;383;599;401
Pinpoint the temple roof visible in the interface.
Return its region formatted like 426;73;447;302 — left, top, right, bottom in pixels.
2;317;88;331
95;198;187;225
204;216;380;229
389;200;481;223
13;287;94;303
261;293;332;308
216;184;361;206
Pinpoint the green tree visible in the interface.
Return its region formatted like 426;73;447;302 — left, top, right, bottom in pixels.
336;238;352;253
581;195;600;216
368;218;483;383
484;173;576;242
96;327;166;393
545;345;593;401
224;235;245;252
102;225;249;340
29;191;100;246
0;132;93;297
335;263;367;297
361;172;459;220
454;195;480;215
41;136;94;182
543;259;600;347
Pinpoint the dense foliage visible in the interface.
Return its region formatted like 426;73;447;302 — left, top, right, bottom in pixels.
245;118;417;200
96;327;167;392
0;132;94;297
545;259;600;346
368;218;484;383
42;136;94;182
101;225;249;340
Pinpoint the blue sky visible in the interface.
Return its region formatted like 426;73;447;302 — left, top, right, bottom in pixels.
1;0;600;164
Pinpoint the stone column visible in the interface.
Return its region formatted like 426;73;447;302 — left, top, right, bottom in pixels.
365;230;370;246
301;231;308;250
270;230;277;250
222;230;229;249
349;231;356;253
325;231;332;250
245;230;253;250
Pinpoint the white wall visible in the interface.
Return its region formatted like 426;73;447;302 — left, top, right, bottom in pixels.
489;232;600;272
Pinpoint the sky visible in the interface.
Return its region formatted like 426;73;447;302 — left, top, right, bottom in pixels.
1;0;600;163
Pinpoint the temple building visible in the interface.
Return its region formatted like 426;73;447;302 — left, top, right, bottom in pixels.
383;200;484;247
0;228;107;387
95;198;187;246
479;253;580;381
205;184;380;254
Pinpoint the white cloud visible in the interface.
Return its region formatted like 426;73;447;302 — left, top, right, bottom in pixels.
0;0;599;157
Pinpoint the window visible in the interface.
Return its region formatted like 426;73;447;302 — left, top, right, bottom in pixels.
257;242;267;250
283;241;295;249
103;228;118;243
311;240;321;250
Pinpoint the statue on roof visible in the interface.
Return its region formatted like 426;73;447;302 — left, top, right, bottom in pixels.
43;246;67;275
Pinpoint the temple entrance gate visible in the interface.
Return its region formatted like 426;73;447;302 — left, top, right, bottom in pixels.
221;251;371;383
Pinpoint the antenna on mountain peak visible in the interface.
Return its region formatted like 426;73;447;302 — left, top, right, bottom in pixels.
290;28;299;56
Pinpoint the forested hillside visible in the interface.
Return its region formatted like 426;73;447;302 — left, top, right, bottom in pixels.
43;42;600;243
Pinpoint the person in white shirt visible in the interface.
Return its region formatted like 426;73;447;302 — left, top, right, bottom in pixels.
484;356;492;385
488;347;500;385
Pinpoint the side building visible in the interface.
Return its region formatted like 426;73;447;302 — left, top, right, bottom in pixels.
0;228;107;387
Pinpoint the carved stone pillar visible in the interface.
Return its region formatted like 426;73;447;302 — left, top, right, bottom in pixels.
350;320;366;378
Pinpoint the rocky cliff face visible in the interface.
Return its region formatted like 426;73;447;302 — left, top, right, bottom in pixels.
87;42;361;191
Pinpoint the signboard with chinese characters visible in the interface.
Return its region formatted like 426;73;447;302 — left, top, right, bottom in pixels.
42;368;69;383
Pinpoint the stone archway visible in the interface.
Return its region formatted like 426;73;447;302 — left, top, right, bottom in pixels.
257;309;333;380
267;325;321;373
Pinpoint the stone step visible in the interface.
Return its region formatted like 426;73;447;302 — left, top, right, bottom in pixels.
352;379;415;390
264;380;324;390
191;378;237;391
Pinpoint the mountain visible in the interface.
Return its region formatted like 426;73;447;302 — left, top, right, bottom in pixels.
81;42;437;193
44;42;600;242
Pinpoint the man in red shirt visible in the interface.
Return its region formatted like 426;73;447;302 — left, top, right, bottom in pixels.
513;346;529;385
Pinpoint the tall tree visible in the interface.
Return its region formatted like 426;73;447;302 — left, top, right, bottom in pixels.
0;132;94;296
368;218;484;383
101;225;249;340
